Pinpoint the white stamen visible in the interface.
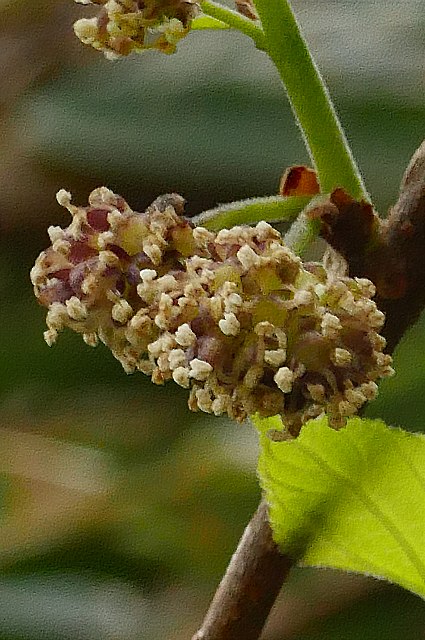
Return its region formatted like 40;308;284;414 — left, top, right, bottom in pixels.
112;299;133;324
218;312;240;336
168;349;186;370
140;269;157;282
264;349;286;367
65;296;88;321
274;367;294;393
189;358;213;381
175;323;196;347
172;366;190;388
332;348;352;366
56;189;72;207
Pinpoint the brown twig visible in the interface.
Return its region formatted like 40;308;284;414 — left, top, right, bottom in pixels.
191;500;292;640
375;140;425;351
191;140;425;640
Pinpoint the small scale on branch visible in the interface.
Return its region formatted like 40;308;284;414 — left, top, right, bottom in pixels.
309;139;425;352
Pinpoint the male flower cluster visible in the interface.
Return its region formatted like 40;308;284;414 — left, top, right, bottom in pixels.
74;0;199;57
31;188;393;435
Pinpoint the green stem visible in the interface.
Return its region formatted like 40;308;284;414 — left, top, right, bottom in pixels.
253;0;368;201
283;197;323;254
200;0;266;49
191;194;312;231
191;15;229;30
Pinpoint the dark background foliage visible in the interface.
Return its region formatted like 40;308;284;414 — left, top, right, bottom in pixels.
1;0;424;637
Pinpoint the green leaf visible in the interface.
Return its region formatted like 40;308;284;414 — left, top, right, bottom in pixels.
257;416;425;598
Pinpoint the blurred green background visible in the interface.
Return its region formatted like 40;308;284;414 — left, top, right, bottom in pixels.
1;0;425;637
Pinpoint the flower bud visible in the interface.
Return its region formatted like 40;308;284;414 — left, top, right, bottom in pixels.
31;188;394;435
73;0;199;58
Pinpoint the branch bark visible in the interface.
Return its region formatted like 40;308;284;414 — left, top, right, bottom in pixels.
191;500;292;640
192;140;425;640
